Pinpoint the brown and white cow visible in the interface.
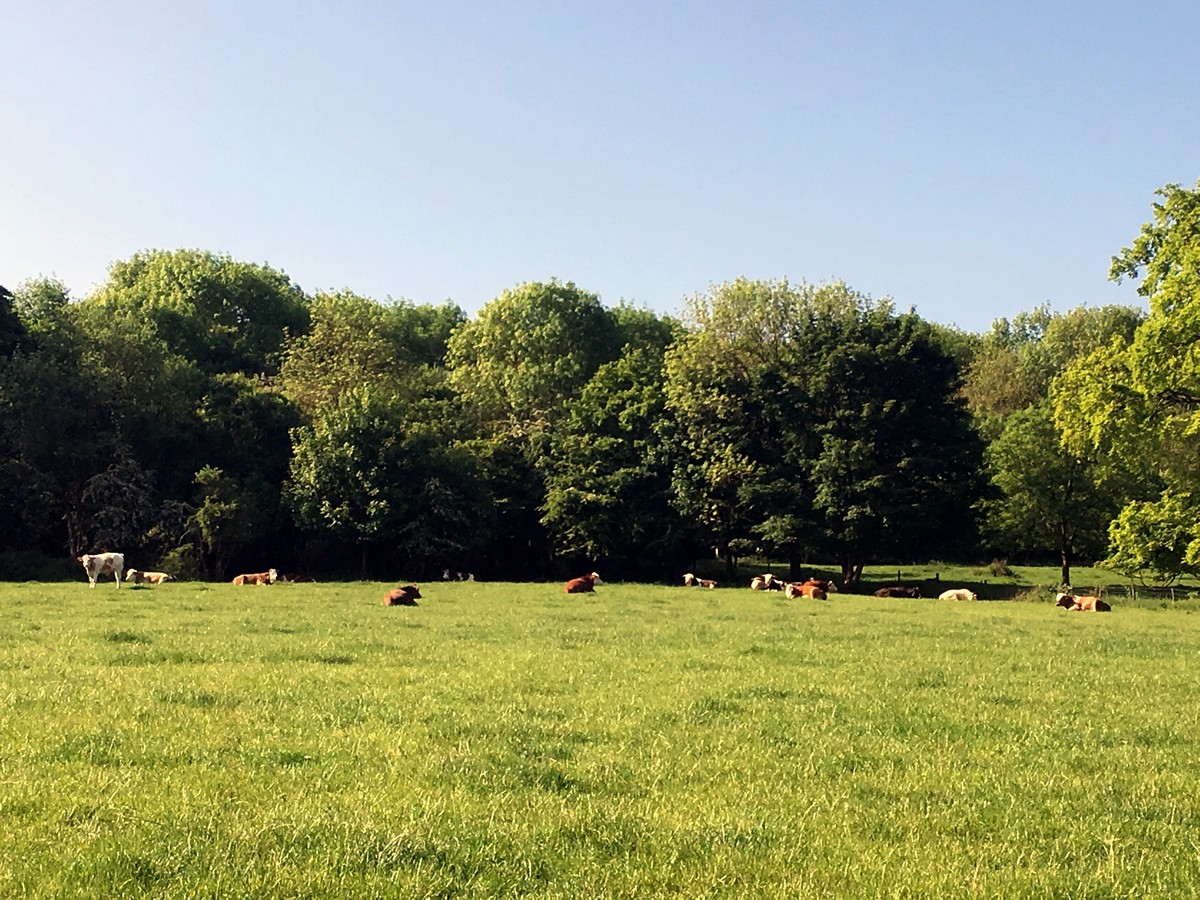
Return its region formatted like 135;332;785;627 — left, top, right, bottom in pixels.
565;572;602;594
1056;592;1111;612
125;569;173;585
78;552;124;588
683;573;718;588
750;573;783;591
785;579;828;600
384;583;422;606
232;568;278;586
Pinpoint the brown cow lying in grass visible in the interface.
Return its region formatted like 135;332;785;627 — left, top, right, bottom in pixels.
682;573;718;588
565;572;602;593
383;583;421;606
232;568;277;585
784;580;828;600
1056;592;1111;612
874;585;921;598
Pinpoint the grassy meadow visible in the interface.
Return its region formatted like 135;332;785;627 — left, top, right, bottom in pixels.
3;576;1200;897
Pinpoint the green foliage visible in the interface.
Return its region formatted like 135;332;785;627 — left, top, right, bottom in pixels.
88;249;308;376
981;401;1130;585
1056;182;1200;585
541;347;691;575
665;279;981;583
1103;495;1200;585
0;284;26;356
189;465;263;580
287;387;490;574
279;291;461;416
446;280;622;436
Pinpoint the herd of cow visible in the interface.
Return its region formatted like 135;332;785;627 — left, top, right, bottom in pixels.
677;571;1113;611
76;554;304;589
75;553;1113;612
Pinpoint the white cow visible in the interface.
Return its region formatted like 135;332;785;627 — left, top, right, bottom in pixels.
78;552;124;588
939;588;977;601
125;569;173;585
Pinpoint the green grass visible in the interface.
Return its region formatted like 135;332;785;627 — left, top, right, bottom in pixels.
3;579;1200;897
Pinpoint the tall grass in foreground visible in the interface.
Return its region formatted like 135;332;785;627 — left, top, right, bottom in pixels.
2;580;1199;897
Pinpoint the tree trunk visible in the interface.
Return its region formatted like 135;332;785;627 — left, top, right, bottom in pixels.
788;548;804;581
1060;548;1071;590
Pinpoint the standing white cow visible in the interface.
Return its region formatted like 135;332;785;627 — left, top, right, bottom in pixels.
78;552;125;588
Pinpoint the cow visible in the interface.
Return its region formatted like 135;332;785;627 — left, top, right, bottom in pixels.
442;569;476;582
785;580;828;600
939;588;977;601
1056;592;1111;612
697;578;718;589
384;583;422;606
277;574;315;583
805;579;838;593
232;568;278;586
683;573;699;587
124;569;173;585
565;572;602;594
78;552;124;588
750;573;783;591
874;586;922;598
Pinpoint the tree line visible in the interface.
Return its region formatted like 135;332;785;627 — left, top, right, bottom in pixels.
2;181;1198;586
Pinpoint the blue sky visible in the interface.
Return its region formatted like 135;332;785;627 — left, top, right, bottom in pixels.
3;1;1196;332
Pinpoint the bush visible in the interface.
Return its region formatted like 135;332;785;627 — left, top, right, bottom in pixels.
988;558;1013;577
0;551;80;581
157;546;202;581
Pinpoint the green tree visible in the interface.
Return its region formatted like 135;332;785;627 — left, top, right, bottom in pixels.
666;279;982;585
189;465;263;580
542;345;691;577
279;291;463;417
87;249;308;376
1056;181;1200;583
446;280;622;437
981;402;1129;587
791;302;983;584
286;387;489;576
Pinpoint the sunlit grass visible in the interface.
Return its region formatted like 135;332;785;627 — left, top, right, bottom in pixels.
3;579;1200;896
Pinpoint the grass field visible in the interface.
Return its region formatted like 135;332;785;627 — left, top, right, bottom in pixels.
3;576;1200;897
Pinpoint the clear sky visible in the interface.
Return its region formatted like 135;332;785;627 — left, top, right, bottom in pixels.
3;1;1196;332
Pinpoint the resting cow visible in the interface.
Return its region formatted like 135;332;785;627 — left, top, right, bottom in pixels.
125;569;173;585
232;568;278;586
1056;592;1111;612
565;572;602;594
785;579;827;600
750;573;783;591
939;588;977;601
874;586;921;598
683;573;718;588
384;583;422;606
78;552;124;588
